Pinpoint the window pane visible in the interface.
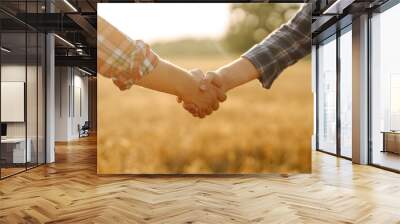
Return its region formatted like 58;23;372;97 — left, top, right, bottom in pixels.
340;29;352;158
317;37;337;154
371;3;400;171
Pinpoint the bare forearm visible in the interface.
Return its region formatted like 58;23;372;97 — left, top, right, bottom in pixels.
216;57;260;92
135;59;196;98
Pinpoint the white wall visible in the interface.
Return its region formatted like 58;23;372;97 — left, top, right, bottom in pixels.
55;67;89;141
55;67;70;141
72;73;89;138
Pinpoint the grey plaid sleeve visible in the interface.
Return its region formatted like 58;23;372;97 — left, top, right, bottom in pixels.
242;3;312;89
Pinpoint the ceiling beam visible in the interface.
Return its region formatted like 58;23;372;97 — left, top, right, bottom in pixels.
67;13;96;46
323;0;356;15
13;13;82;32
55;55;96;72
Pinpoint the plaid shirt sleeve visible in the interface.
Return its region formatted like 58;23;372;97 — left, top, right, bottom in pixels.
97;16;159;91
242;3;311;89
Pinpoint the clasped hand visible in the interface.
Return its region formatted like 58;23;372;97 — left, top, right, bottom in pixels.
177;69;226;118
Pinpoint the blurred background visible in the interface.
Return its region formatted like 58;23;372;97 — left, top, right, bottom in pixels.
97;3;312;174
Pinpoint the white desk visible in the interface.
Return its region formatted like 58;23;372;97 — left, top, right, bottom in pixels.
1;138;31;163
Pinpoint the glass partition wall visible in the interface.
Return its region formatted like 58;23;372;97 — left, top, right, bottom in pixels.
370;2;400;171
0;31;27;177
314;0;400;171
0;2;46;179
316;25;352;159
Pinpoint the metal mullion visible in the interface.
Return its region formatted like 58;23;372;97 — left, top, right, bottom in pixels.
44;34;47;165
25;0;28;171
43;0;48;165
340;155;352;161
42;33;48;164
316;44;320;151
0;168;27;179
36;0;39;168
367;11;373;166
370;164;400;174
336;28;341;157
316;149;352;161
373;0;400;13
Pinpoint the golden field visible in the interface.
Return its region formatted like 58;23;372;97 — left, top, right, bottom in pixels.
97;55;312;174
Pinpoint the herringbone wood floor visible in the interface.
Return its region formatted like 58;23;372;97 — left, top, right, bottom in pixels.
1;135;400;224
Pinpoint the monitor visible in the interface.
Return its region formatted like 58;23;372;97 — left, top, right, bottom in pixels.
1;123;7;137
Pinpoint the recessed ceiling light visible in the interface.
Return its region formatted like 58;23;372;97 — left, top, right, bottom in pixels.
54;34;75;48
63;0;78;12
323;0;353;15
78;67;93;76
1;47;11;53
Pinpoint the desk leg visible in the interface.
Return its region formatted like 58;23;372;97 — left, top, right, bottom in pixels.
382;133;386;153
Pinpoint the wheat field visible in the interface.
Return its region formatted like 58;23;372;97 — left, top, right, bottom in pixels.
98;55;312;174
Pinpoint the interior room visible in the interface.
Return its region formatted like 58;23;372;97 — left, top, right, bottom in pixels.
0;0;399;223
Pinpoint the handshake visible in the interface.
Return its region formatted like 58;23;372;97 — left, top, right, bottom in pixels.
177;69;228;118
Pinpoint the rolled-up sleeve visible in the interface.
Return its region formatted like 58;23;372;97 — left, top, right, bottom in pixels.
242;3;312;89
97;16;159;90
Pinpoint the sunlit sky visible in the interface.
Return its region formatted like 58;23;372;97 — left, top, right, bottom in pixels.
98;3;231;43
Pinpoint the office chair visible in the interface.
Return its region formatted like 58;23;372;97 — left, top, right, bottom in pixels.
79;121;90;138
